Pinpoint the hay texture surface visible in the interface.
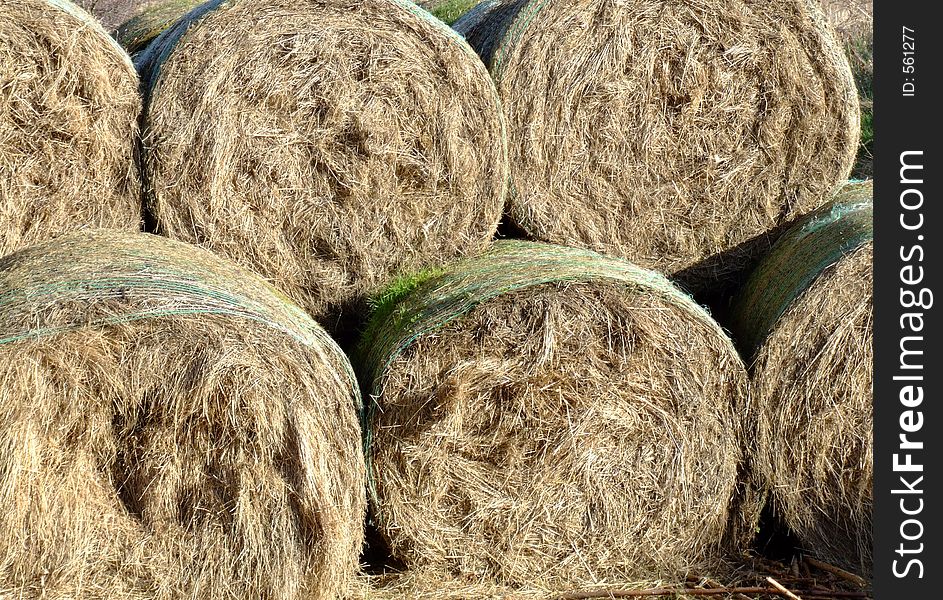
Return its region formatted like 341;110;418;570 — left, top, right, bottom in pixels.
731;182;873;576
137;0;507;331
455;0;860;283
358;241;756;588
0;0;141;256
0;231;365;599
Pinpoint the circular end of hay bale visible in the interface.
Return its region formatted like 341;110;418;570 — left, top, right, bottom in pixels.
732;183;873;575
0;231;365;598
137;0;508;329
0;0;142;255
358;241;754;586
455;0;860;280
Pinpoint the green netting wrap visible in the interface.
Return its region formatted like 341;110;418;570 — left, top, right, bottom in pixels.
488;0;548;77
133;0;226;92
0;230;354;392
731;180;873;355
360;239;729;398
452;0;525;67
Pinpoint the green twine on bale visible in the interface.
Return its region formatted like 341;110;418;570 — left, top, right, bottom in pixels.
114;0;207;55
0;230;356;396
133;0;228;93
452;0;527;73
356;239;735;508
731;180;873;356
489;0;550;77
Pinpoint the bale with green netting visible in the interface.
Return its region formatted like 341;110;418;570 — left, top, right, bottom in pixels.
356;241;759;588
0;0;141;256
0;231;365;599
731;181;873;576
454;0;860;285
135;0;507;333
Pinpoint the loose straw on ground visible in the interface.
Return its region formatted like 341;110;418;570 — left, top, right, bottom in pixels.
356;240;759;589
731;181;873;577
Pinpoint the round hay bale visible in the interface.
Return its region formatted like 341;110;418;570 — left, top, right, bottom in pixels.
454;0;860;285
357;241;757;587
136;0;508;332
731;181;873;575
0;231;365;599
0;0;142;256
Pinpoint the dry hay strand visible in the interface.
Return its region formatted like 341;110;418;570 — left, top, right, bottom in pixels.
114;0;205;54
731;181;873;576
0;230;365;599
356;240;759;589
454;0;860;287
75;1;166;32
0;0;142;256
136;0;508;333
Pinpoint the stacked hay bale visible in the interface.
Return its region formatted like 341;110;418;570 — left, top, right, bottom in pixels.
0;0;142;255
731;181;873;575
134;0;508;332
0;231;365;599
356;241;759;589
454;0;860;286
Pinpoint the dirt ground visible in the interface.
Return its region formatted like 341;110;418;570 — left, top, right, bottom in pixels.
820;0;873;35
